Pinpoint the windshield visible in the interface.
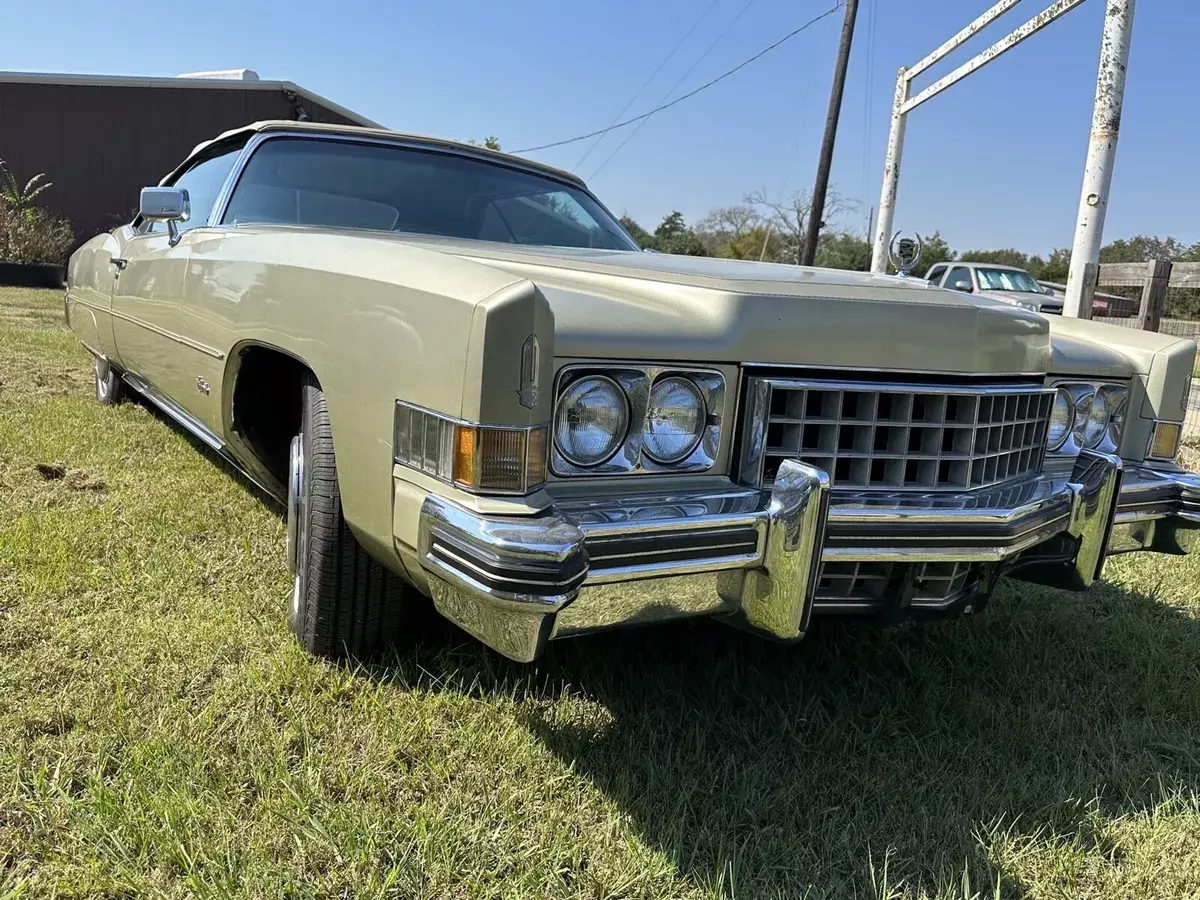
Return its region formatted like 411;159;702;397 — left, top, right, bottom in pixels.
221;136;639;251
975;268;1041;293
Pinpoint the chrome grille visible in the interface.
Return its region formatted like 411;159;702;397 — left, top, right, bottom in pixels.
815;561;980;611
746;379;1053;491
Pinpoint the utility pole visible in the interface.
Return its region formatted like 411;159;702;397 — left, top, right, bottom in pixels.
800;0;858;267
1063;0;1135;317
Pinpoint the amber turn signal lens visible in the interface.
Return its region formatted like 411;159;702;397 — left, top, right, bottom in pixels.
453;426;478;488
1148;422;1182;460
451;424;548;493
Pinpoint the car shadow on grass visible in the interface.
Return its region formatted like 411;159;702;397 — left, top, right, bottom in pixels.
385;576;1200;896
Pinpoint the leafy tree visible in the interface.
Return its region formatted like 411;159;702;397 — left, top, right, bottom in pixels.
467;136;503;151
618;215;652;249
651;211;709;257
1038;248;1071;283
1099;235;1190;263
958;248;1036;270
814;231;871;272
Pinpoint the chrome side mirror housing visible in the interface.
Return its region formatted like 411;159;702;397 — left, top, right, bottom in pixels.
139;187;190;245
949;278;973;293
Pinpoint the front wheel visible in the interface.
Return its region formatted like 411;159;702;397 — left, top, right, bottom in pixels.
287;372;415;659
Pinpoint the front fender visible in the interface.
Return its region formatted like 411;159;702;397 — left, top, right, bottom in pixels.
188;227;553;564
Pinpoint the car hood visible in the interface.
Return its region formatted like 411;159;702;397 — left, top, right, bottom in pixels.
415;241;1052;376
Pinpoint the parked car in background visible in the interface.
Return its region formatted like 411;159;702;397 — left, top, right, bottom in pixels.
927;261;1064;314
65;121;1200;663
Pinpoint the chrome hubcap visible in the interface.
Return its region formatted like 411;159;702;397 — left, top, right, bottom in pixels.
287;434;305;625
286;435;304;576
95;356;109;399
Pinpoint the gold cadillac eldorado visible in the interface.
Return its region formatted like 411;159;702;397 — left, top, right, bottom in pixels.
65;120;1200;662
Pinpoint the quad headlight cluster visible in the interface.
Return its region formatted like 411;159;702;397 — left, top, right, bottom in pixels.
1047;382;1127;455
551;366;727;476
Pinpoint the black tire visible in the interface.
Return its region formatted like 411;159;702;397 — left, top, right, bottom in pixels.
288;372;413;659
93;355;125;405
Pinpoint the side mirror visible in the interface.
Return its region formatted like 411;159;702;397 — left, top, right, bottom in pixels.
139;187;190;245
949;278;973;293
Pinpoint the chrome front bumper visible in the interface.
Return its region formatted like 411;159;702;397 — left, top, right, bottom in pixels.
414;452;1199;662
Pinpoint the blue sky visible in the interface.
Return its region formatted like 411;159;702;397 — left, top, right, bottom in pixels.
6;0;1197;254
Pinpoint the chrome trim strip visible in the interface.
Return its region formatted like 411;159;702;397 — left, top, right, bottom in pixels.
749;377;1053;396
742;363;1048;378
430;541;585;590
583;552;762;585
123;372;224;452
90;302;224;360
118;371;283;503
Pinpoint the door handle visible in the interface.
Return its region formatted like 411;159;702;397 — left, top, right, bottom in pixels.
110;257;128;270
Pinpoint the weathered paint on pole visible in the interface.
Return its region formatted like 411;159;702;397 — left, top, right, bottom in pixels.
870;68;909;274
1064;0;1136;318
906;0;1023;80
902;0;1088;115
869;0;1104;277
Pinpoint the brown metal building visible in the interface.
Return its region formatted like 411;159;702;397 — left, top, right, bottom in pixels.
0;70;377;241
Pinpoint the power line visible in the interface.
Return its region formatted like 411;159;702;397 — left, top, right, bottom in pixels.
513;2;846;156
574;0;724;171
588;0;761;180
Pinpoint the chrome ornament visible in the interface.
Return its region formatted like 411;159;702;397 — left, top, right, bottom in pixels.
518;334;539;409
887;231;923;277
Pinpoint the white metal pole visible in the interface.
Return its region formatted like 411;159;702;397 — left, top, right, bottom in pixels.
871;68;909;273
1064;0;1136;317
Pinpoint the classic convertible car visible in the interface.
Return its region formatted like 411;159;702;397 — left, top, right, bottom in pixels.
66;120;1200;662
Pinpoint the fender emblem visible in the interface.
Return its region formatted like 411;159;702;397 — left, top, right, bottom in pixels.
517;334;539;409
196;376;210;395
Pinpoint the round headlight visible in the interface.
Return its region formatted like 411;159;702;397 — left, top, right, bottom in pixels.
1083;386;1111;448
1103;386;1127;449
643;376;705;464
1070;387;1095;448
554;376;629;467
1047;388;1074;450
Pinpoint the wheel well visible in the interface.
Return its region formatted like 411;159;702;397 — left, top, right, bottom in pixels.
229;346;309;483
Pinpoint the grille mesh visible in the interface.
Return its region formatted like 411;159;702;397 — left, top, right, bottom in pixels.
759;383;1053;491
816;561;978;608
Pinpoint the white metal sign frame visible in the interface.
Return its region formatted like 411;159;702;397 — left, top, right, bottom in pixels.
869;0;1135;322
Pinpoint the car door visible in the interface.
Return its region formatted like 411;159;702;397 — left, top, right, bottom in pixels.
109;139;246;406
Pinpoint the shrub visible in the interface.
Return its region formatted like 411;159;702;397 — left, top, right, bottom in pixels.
0;160;75;265
0;204;76;265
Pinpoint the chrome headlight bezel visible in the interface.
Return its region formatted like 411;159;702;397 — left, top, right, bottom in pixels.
550;364;728;477
1047;380;1128;457
1047;388;1075;451
553;375;630;468
642;376;706;464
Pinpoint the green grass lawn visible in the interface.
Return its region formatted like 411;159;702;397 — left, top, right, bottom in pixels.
4;287;1200;899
